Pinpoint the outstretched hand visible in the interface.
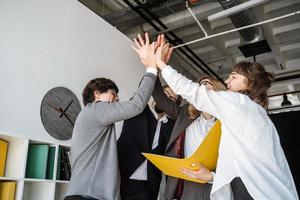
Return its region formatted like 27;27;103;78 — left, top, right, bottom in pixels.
180;163;213;182
156;34;173;63
132;33;173;70
155;42;170;70
132;32;157;69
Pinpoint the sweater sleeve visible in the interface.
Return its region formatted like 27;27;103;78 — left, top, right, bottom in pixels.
161;65;246;120
95;72;157;126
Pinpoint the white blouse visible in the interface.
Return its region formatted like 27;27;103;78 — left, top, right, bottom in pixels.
185;114;215;157
161;65;298;200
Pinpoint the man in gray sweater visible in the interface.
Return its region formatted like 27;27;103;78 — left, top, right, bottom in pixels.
65;40;157;200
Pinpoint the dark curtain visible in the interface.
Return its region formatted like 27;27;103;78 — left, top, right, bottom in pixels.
269;111;300;195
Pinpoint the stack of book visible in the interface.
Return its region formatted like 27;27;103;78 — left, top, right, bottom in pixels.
25;144;55;179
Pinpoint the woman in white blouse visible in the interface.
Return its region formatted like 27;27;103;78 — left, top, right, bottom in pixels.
155;39;298;200
133;33;298;200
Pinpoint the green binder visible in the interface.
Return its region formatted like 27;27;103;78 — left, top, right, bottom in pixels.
25;144;49;179
46;147;55;179
56;146;62;180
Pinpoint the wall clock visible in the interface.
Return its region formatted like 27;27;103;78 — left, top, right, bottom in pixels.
40;87;81;140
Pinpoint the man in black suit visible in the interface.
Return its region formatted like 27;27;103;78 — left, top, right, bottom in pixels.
117;85;180;200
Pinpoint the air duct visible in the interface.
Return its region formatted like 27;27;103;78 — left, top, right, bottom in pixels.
217;0;259;42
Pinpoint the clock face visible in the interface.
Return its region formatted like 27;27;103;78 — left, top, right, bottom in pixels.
40;87;81;140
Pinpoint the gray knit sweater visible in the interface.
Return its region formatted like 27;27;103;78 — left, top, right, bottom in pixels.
66;73;156;200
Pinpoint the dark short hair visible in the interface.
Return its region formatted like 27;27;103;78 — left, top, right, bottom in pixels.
233;62;274;108
82;78;119;106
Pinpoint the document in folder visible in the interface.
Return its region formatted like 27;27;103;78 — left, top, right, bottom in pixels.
143;120;221;183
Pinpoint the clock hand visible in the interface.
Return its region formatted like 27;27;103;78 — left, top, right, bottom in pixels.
62;113;74;126
47;103;72;119
58;107;72;119
64;100;73;112
47;103;63;113
60;100;73;118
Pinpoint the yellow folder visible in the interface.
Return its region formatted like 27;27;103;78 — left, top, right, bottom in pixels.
0;139;8;177
143;120;221;183
0;181;16;200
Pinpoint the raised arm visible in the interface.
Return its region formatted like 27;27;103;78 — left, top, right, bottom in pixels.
160;65;244;120
95;33;159;125
154;42;244;120
96;72;157;126
152;77;181;120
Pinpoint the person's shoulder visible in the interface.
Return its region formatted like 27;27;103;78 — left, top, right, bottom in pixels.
83;101;110;112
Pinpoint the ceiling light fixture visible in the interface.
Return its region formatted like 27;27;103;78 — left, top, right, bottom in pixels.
281;93;292;107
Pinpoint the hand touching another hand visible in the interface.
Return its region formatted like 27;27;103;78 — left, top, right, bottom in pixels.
132;33;173;70
132;32;157;69
156;34;173;63
155;42;170;70
180;163;213;182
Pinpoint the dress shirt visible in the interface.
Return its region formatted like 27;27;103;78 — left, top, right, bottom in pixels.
130;106;168;180
185;114;216;158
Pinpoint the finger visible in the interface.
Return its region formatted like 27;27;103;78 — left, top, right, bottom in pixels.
138;34;145;46
168;47;174;55
153;42;159;51
148;43;153;57
131;45;139;53
133;38;141;48
165;47;173;61
156;34;161;45
145;32;149;46
181;167;193;173
163;43;170;50
180;168;196;178
150;42;156;53
180;169;189;176
156;45;163;58
163;44;170;54
161;34;165;45
180;167;193;175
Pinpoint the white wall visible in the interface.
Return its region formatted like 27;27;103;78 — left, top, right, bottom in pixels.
0;0;146;145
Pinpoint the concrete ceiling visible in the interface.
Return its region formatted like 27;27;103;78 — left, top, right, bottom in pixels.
79;0;300;110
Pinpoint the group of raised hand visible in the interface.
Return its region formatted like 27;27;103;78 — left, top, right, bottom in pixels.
132;32;215;182
132;32;173;70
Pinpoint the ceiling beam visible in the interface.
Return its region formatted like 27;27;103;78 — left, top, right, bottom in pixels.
208;0;270;22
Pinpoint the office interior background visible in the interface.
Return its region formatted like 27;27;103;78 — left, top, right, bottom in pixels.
0;0;299;199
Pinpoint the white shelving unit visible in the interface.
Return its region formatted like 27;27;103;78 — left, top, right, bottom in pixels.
0;133;70;200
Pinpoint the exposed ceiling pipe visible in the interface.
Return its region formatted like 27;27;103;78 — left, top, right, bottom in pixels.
217;0;259;42
125;2;221;38
173;10;300;49
121;0;225;84
208;0;270;22
186;1;208;37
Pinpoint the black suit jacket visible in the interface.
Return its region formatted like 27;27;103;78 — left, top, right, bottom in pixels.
117;105;174;199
